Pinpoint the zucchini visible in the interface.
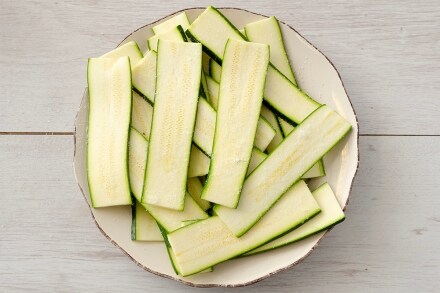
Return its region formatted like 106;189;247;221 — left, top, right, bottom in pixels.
247;148;267;176
187;6;320;124
214;105;351;236
187;177;211;211
246;183;345;255
201;39;270;208
168;180;320;276
187;145;210;178
193;97;216;156
131;92;153;139
87;57;132;207
260;105;284;153
152;12;190;35
245;16;296;84
208;59;222;83
132;51;157;103
100;41;143;69
147;26;186;52
128;127;148;201
142;40;202;210
132;201;163;241
147;194;208;233
205;75;219;109
277;116;326;178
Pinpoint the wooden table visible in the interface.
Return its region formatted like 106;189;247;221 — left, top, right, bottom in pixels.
1;1;439;291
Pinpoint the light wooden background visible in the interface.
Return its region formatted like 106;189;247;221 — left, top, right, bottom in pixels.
1;0;439;292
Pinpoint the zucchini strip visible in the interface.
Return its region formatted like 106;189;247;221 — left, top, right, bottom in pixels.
142;40;202;210
247;148;267;176
148;26;186;52
152;12;190;35
168;181;320;276
132;201;163;241
214;105;351;236
260;105;284;153
201;39;269;208
187;6;320;124
187;177;211;211
245;183;344;255
187;145;210;178
87;57;132;207
100;41;143;69
245;16;296;84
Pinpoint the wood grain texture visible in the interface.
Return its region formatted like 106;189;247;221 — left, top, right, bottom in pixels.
0;0;439;134
0;136;439;292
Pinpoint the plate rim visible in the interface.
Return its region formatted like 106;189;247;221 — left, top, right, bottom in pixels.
73;7;360;288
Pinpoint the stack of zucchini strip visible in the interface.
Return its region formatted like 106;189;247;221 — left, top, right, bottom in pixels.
86;6;352;277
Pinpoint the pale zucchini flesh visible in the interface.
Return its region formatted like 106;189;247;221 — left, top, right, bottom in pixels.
201;39;269;208
193;97;216;156
87;57;132;207
247;148;267;176
168;180;320;276
132;201;163;241
148;26;186;52
246;183;345;255
131;92;153;139
132;51;157;103
205;75;219;109
142;40;202;210
214;105;352;236
187;145;210;178
187;6;320;124
128;128;148;202
209;59;222;83
100;41;143;69
245;16;296;84
187;177;211;211
152;12;190;34
260;105;284;153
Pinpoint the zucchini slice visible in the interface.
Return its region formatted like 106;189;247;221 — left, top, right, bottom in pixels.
277;116;326;178
87;57;132;207
246;183;345;255
247;148;267;176
208;59;222;83
132;51;156;103
148;26;186;52
187;177;211;211
132;201;163;241
193;97;216;156
131;92;153;139
152;12;190;35
201;39;269;208
100;41;143;69
168;180;320;276
187;6;320;124
128;127;148;201
205;75;219;109
260;105;284;153
245;16;296;84
142;40;202;210
214;105;351;236
188;145;210;178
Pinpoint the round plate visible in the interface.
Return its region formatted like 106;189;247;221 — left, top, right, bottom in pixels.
74;7;359;288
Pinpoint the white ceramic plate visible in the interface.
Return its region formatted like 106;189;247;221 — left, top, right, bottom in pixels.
74;7;359;287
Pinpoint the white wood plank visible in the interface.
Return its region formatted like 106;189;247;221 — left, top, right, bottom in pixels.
0;135;438;292
0;1;439;134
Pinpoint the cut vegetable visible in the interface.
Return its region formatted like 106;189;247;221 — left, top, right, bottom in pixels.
87;57;132;207
200;71;211;102
193;97;216;156
247;148;267;176
148;26;186;52
214;105;351;236
246;183;345;255
205;75;219;109
101;41;143;69
128;127;149;201
131;92;153;139
260;105;284;153
147;194;208;233
152;12;190;35
209;59;222;83
245;16;296;84
187;177;211;211
132;51;157;103
168;180;320;276
142;40;202;210
201;39;269;208
187;6;320;124
188;145;210;178
132;201;163;241
277;116;326;179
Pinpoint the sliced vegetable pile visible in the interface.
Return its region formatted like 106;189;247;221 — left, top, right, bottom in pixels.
87;6;352;277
